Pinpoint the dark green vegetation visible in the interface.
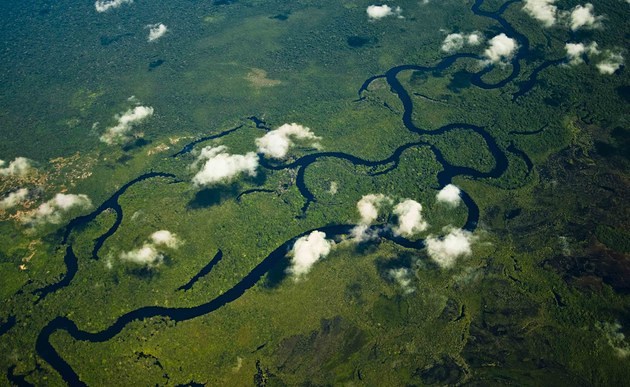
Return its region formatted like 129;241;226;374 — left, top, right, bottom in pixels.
0;0;629;385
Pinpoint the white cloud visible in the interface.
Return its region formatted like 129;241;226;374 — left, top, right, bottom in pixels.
522;0;558;27
389;267;415;294
147;23;168;42
565;42;600;65
566;43;624;74
467;32;482;46
356;193;391;224
392;199;428;236
598;321;630;358
95;0;133;12
255;123;321;160
287;231;334;278
569;3;602;31
120;244;163;267
0;157;33;177
597;51;624;74
436;184;461;206
328;181;338;195
21;193;92;226
366;4;402;20
100;105;154;145
150;230;180;248
441;32;483;52
426;228;475;268
191;145;259;187
0;188;29;209
483;33;518;65
441;34;465;52
120;230;181;268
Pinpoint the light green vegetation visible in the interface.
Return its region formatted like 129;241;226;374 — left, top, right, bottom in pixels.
1;0;629;385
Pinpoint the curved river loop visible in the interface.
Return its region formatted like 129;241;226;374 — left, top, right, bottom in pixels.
4;0;568;384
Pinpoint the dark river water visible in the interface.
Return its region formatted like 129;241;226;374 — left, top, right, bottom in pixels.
19;0;566;383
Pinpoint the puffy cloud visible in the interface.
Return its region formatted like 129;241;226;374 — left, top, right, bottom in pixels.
425;228;475;268
483;33;518;64
392;199;428;236
191;145;259;187
150;230;180;248
0;188;29;209
597;51;624;74
565;42;601;65
597;321;630;358
120;229;180;268
0;157;33;176
467;32;482;46
95;0;132;12
366;4;402;20
147;23;168;42
522;0;558;27
569;3;602;31
120;244;163;267
436;184;461;206
328;181;338;195
287;231;334;278
255;123;321;160
441;34;465;52
389;267;415;294
100;105;154;145
565;43;624;74
356;193;391;224
21;193;92;226
441;32;483;52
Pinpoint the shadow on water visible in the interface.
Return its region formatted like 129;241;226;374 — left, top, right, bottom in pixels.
263;254;290;289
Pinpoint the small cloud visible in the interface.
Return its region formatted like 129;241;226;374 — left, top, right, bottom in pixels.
0;157;33;177
565;43;624;74
120;229;181;268
597;321;630;358
147;23;168;42
150;230;180;248
120;244;163;267
441;32;483;52
483;33;518;65
287;231;334;278
522;0;558;27
388;267;415;294
356;193;391;224
21;193;92;226
95;0;133;13
467;32;483;46
565;42;591;65
255;123;321;159
392;199;428;236
328;181;338;195
441;34;465;52
569;3;603;31
100;105;154;145
191;145;259;187
597;51;624;74
436;184;461;206
0;188;29;209
425;228;475;268
366;4;402;20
